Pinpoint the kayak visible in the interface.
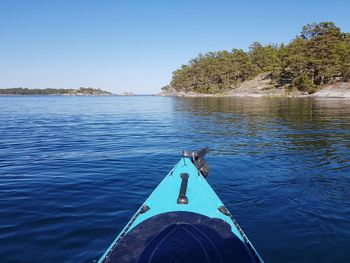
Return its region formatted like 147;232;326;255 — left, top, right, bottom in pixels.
98;148;264;263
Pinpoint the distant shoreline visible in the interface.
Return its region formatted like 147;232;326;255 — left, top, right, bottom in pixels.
0;87;112;96
0;93;157;97
0;94;114;97
0;88;158;97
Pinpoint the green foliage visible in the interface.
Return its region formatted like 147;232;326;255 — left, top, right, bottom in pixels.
249;42;280;74
292;73;313;91
161;85;171;91
300;22;342;40
281;22;345;87
339;34;350;81
169;22;350;93
171;49;257;93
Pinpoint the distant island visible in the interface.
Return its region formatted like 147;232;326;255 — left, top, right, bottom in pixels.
121;91;135;96
161;22;350;98
0;87;112;96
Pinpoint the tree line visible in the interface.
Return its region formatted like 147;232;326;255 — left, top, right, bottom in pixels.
166;22;350;93
0;87;112;95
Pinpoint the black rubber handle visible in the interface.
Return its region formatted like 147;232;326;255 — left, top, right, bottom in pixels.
177;173;189;204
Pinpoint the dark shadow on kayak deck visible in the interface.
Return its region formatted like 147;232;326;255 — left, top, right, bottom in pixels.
103;212;257;263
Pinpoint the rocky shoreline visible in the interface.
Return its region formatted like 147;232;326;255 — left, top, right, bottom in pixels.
160;74;350;98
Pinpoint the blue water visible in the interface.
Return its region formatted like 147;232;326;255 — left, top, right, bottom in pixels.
1;96;350;263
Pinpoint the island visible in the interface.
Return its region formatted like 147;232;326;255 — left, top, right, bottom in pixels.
0;87;112;96
120;91;135;96
161;22;350;98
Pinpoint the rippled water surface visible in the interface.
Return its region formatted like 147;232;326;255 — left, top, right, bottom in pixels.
1;96;350;262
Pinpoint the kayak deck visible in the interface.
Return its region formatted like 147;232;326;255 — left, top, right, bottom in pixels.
99;156;263;263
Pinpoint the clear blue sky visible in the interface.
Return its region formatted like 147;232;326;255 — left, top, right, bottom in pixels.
1;0;349;94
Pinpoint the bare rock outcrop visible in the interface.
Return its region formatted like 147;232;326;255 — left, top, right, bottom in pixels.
226;73;286;97
312;82;350;98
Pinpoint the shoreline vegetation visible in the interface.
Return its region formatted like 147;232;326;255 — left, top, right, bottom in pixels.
0;87;112;96
161;22;350;98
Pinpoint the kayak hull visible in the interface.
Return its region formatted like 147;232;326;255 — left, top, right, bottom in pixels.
99;157;263;263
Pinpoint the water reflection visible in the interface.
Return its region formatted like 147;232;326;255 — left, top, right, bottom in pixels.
172;97;350;162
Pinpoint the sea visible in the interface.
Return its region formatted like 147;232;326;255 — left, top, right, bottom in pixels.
0;96;349;262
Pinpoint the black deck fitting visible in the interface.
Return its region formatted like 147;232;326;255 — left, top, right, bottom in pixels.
177;173;189;204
